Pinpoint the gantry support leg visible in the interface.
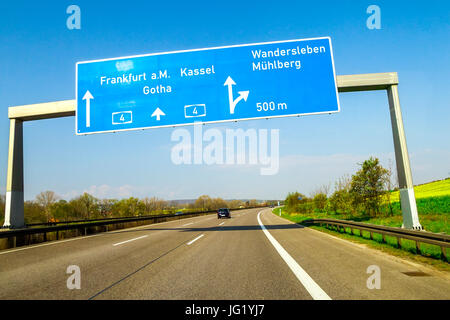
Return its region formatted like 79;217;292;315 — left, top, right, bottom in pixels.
3;119;24;229
387;85;422;230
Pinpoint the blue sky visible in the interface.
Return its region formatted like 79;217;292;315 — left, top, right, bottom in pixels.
0;0;449;201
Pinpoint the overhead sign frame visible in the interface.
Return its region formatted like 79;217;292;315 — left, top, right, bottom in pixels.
75;37;340;135
4;72;423;230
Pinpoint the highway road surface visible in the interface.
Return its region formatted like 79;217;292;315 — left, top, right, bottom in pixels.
0;208;449;300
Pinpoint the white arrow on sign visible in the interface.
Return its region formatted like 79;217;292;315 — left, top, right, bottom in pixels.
82;90;94;127
151;107;166;121
224;76;249;114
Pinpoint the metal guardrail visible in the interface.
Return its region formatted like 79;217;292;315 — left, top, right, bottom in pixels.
24;211;216;227
0;206;263;240
23;206;265;228
302;218;449;261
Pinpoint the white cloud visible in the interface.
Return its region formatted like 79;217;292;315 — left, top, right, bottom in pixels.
60;184;137;200
39;149;449;202
83;184;113;198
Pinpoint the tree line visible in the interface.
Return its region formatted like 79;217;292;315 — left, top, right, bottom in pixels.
285;157;398;217
0;192;261;225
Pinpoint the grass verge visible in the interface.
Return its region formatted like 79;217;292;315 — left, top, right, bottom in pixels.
272;207;450;272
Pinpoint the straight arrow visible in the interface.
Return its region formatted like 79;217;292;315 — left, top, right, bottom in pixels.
224;76;236;114
151;107;166;121
82;90;94;127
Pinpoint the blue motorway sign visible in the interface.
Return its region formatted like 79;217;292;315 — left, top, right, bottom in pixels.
76;37;339;135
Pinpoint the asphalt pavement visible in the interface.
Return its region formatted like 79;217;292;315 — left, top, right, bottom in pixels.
0;208;449;299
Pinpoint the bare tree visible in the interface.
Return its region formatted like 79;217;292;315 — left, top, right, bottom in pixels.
143;197;168;214
228;199;244;208
195;195;212;210
36;191;59;222
210;197;227;210
320;184;331;197
310;183;330;198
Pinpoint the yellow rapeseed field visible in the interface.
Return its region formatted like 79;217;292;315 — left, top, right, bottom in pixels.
391;178;450;201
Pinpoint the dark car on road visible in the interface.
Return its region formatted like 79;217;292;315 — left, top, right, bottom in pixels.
217;208;231;219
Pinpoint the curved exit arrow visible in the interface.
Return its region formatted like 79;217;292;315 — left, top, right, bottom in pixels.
224;76;249;114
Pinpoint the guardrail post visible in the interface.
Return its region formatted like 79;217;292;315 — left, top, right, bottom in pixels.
397;237;402;248
441;247;447;261
3;119;25;229
387;85;422;230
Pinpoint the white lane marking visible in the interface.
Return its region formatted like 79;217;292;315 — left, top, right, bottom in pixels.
218;222;225;226
187;234;204;245
0;214;217;255
257;211;331;300
0;209;259;255
113;235;148;247
182;222;194;227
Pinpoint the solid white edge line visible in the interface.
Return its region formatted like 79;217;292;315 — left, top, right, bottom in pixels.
187;234;204;245
112;235;148;247
257;210;331;300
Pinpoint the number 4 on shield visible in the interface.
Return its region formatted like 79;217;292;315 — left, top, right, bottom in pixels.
112;111;133;125
184;104;206;118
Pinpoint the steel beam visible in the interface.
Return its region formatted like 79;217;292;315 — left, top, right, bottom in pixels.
8;100;75;121
337;72;398;92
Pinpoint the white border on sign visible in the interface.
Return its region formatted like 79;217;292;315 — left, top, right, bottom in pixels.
75;36;340;135
184;104;207;118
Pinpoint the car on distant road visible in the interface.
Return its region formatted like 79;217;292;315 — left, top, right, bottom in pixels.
175;211;183;216
217;208;231;219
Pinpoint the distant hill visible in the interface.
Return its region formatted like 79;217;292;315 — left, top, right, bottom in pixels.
391;178;450;201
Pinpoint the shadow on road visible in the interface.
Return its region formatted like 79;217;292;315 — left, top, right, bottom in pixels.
107;223;305;235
